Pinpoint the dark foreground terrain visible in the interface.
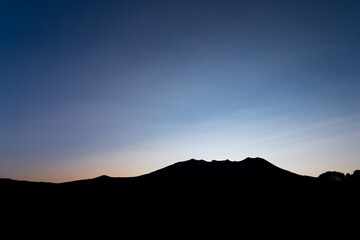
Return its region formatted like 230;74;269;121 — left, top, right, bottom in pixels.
1;158;359;235
0;158;360;199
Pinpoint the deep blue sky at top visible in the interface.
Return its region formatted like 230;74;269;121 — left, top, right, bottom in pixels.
1;0;360;181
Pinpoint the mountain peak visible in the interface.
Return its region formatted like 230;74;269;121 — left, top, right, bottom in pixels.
93;175;112;180
141;157;312;186
242;157;271;164
243;157;266;161
179;157;271;166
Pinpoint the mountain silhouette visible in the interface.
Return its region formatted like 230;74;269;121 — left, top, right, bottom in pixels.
3;157;360;193
0;158;315;191
134;157;314;187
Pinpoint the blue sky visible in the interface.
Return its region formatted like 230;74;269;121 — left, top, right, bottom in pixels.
1;0;360;182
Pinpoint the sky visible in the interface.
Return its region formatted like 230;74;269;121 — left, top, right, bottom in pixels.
1;0;360;182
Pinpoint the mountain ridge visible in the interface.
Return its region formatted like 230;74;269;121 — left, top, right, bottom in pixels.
2;157;359;206
138;157;314;186
0;157;314;187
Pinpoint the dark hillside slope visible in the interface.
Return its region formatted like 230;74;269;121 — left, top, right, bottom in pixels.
136;157;314;187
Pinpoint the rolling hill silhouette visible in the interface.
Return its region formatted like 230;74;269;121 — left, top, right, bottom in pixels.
1;158;315;190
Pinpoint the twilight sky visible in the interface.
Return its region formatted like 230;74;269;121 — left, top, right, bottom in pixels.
1;0;360;182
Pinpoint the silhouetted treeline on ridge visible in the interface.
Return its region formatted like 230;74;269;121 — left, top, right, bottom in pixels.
318;170;360;185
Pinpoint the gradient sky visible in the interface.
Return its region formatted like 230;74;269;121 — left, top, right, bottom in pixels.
1;0;360;182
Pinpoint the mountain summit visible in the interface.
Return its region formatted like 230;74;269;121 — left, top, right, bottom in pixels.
136;157;313;186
